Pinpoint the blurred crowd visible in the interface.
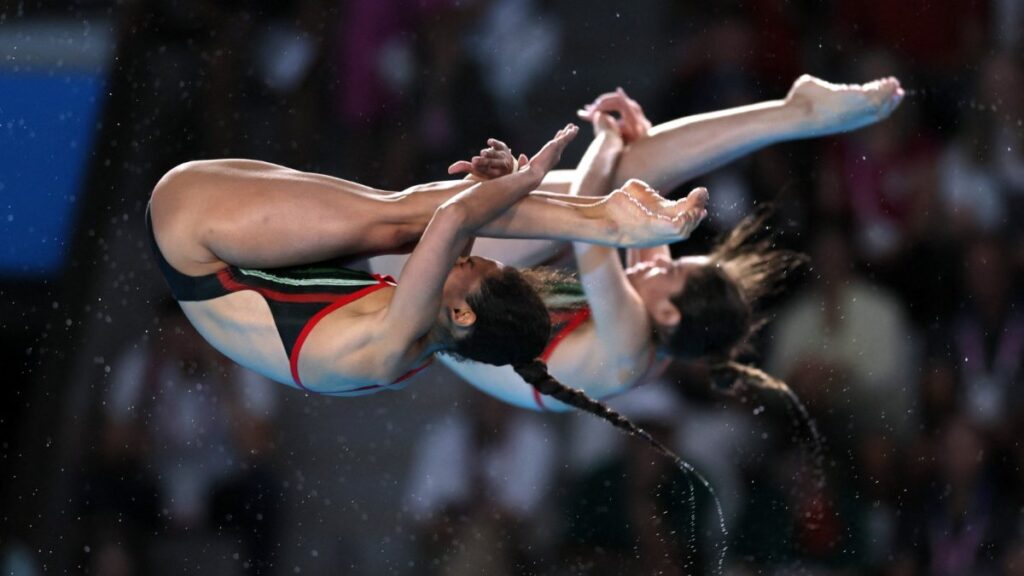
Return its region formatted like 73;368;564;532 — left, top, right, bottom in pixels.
4;0;1023;575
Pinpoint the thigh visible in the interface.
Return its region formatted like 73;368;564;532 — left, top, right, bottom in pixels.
150;159;403;275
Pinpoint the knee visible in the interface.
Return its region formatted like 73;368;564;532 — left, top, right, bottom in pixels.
149;160;222;236
151;160;206;203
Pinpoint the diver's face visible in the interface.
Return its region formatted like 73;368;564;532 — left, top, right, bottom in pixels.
626;255;709;329
442;256;504;327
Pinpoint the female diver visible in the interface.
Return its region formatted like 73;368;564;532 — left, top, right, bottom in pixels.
147;124;708;397
390;74;906;410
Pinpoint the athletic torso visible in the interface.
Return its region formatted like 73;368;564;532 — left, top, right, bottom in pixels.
148;208;432;395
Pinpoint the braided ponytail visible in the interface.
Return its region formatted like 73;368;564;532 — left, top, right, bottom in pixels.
513;358;729;569
512;358;671;457
513;359;696;477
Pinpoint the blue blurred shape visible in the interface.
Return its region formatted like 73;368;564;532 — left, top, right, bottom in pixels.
0;71;105;278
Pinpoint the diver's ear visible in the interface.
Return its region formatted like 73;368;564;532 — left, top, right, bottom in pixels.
450;302;478;328
652;299;681;327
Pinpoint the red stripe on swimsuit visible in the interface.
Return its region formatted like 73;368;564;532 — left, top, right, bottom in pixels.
147;204;432;394
532;307;592;410
280;275;433;393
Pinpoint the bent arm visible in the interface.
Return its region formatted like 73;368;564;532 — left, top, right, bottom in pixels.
385;125;578;345
384;171;550;344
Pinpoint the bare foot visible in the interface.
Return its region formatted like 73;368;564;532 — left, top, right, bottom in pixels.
605;179;708;246
786;74;905;136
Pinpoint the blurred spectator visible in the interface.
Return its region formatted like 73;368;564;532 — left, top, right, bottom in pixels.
656;9;760;130
329;0;418;184
816;51;941;267
467;0;563;120
939;100;1010;234
403;390;558;576
767;226;915;439
947;235;1023;433
83;301;280;574
900;416;1016;576
329;1;502;186
938;53;1024;237
409;3;503;181
977;54;1024;272
992;0;1024;51
834;0;987;78
914;357;961;436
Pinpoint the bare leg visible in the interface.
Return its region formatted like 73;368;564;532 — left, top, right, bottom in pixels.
529;103;802;197
151;159;422;275
150;160;630;276
537;75;904;194
529;100;805;196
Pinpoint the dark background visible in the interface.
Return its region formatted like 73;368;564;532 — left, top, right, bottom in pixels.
1;0;1022;574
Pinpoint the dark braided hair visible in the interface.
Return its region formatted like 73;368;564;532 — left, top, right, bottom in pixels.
512;360;696;474
512;358;730;569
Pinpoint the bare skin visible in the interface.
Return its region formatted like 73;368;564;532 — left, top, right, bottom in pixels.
427;74;904;270
440;75;906;411
152;119;717;395
151;126;611;393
